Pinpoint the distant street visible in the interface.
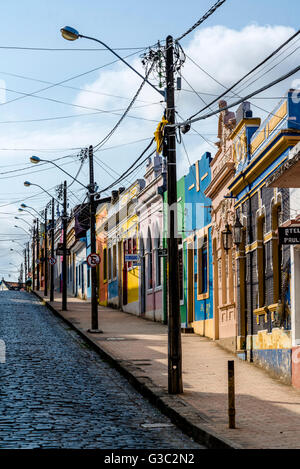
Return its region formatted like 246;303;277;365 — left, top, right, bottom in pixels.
0;291;202;449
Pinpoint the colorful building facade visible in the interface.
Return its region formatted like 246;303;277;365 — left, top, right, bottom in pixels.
229;90;300;383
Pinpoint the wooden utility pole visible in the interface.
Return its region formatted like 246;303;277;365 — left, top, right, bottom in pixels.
44;206;48;297
62;181;67;311
50;198;55;302
166;35;183;394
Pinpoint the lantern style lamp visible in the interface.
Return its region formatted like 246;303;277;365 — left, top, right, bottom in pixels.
234;216;243;247
222;223;232;251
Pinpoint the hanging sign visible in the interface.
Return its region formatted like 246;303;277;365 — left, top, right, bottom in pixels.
125;254;140;263
279;226;300;245
87;253;100;267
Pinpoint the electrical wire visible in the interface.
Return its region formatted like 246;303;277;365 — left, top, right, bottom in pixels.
178;64;300;126
175;0;227;42
0;49;145;109
186;29;300;121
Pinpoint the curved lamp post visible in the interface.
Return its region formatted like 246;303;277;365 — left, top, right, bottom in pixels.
14;216;32;228
24;181;62;206
14;225;31;236
60;26;164;97
30;156;87;189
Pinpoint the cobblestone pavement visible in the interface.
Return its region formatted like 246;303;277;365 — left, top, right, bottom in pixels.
0;291;202;449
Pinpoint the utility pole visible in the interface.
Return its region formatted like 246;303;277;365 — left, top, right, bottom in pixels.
50;197;55;302
32;224;36;290
88;145;101;333
36;218;40;291
27;242;30;278
165;35;183;394
24;248;27;281
62;180;67;311
44;206;48;297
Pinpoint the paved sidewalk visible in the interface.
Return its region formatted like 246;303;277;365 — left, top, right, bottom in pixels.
34;291;300;449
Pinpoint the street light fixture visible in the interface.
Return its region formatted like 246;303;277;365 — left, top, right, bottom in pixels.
24;181;62;205
60;26;164;97
234;216;243;248
19;205;43;220
14;225;31;236
222;223;233;252
14;216;32;228
30;156;87;189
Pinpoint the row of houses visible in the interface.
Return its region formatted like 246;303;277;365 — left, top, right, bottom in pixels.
36;89;300;388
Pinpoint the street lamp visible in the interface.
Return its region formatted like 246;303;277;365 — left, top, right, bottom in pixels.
222;223;233;251
24;181;62;205
60;26;164;97
60;26;182;394
14;216;32;228
19;205;43;220
14;225;31;236
233;216;243;248
10;248;24;258
30;156;87;189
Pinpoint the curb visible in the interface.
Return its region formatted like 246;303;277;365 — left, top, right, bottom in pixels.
32;291;242;450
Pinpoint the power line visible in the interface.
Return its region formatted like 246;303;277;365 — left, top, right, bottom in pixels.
186;29;300;121
175;0;227;42
0;49;144;109
0;45;148;52
178;64;300;126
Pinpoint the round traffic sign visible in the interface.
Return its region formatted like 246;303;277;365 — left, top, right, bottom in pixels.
87;253;100;267
48;257;57;265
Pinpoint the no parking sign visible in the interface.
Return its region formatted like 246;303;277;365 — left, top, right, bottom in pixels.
87;253;100;267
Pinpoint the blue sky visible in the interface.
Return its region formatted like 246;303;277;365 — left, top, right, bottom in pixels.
0;0;299;279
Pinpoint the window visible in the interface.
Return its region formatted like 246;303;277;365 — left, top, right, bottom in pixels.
103;247;107;282
272;204;282;303
113;244;117;278
197;236;208;294
257;215;266;307
147;231;153;289
108;247;112;280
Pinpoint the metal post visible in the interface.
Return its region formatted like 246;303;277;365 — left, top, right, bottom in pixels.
62;181;67;311
44;206;48;297
88;145;102;333
166;35;183;394
50;198;55;302
228;360;236;429
32;225;36;290
36;218;40;291
24;248;27;281
27;242;30;277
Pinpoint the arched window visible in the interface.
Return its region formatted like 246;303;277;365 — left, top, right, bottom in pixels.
257;215;266;307
272;203;282;303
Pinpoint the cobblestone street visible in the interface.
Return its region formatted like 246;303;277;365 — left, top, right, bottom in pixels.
0;291;202;449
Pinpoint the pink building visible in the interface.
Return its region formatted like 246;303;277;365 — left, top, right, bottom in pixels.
136;155;166;322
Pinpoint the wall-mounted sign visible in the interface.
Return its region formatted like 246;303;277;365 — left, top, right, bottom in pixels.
125;254;140;263
158;248;167;257
279;226;300;245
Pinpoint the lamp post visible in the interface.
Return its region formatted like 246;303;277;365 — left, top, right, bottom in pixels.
14;216;32;228
60;27;164;97
50;198;55;302
14;225;31;236
19;205;43;220
60;27;183;393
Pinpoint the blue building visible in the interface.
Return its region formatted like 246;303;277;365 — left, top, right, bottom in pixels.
182;152;214;337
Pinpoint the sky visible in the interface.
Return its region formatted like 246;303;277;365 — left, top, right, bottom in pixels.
0;0;299;280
